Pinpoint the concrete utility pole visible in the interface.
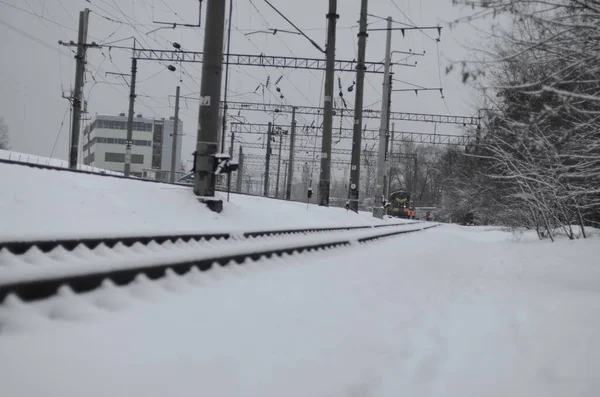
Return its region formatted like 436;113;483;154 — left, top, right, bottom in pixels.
220;0;234;153
383;130;389;198
275;131;284;198
286;107;297;200
124;55;138;177
373;16;393;218
264;122;273;197
318;0;339;207
384;74;393;199
348;0;369;212
413;156;418;202
388;122;395;195
69;8;90;170
283;160;288;199
236;145;244;192
227;129;235;201
169;85;181;183
193;0;227;205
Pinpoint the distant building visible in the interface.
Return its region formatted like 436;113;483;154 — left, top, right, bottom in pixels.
82;113;182;178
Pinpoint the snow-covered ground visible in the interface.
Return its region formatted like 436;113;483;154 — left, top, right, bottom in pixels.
0;149;124;176
2;154;600;396
1;225;599;396
0;161;405;241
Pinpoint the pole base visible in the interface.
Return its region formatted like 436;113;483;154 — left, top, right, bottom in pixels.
197;197;224;213
372;207;386;219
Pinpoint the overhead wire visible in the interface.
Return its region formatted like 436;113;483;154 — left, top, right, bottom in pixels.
0;0;80;34
436;40;452;114
88;1;202;94
25;0;54;34
55;0;76;23
138;0;155;21
156;0;187;23
50;105;70;158
36;0;73;38
388;0;437;42
261;0;324;53
0;18;71;57
244;1;323;87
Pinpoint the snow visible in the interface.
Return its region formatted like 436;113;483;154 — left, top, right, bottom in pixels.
0;224;430;285
1;225;600;396
0;149;124;176
2;153;600;395
0;161;407;242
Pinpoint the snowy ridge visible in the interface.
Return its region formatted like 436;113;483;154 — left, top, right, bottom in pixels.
0;224;439;303
0;149;124;176
0;160;410;241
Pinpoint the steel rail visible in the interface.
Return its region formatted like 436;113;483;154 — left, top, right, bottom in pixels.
0;224;439;302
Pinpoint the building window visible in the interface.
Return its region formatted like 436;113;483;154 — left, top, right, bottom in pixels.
131;154;144;164
83;137;96;152
95;137;151;147
84;152;95;165
152;122;163;169
104;153;144;163
94;119;152;132
133;139;152;147
105;152;125;163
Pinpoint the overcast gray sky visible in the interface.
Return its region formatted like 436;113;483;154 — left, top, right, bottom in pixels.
0;0;486;172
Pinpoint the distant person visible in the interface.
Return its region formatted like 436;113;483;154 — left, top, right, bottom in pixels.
426;211;431;221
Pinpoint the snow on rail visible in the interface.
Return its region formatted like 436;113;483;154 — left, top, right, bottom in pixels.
0;224;436;293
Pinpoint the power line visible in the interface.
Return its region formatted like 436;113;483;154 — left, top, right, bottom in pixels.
0;0;78;33
50;105;70;158
25;0;55;35
244;1;323;88
388;0;436;41
37;0;73;38
262;0;324;53
55;0;77;23
0;18;71;57
137;0;155;21
436;40;452;114
157;0;187;23
367;13;414;27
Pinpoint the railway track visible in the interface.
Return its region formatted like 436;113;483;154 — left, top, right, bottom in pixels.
0;222;438;303
0;222;422;255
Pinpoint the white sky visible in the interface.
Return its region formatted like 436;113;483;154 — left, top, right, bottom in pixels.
0;0;489;174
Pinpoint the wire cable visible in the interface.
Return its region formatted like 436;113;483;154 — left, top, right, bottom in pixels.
0;18;71;57
436;40;452;114
261;0;324;53
388;0;436;42
50;105;70;159
0;0;79;34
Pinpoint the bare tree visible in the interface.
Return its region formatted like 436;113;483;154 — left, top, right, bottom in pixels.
0;117;9;150
443;0;600;238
